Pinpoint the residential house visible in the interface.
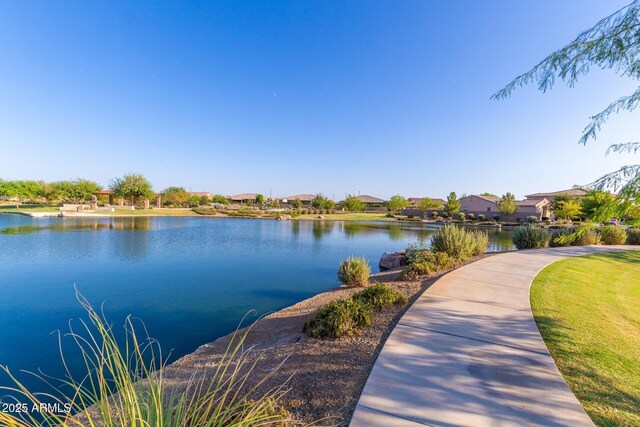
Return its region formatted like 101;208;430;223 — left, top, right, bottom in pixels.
460;194;551;220
525;188;587;202
281;194;315;206
355;195;386;212
228;193;258;204
188;191;213;200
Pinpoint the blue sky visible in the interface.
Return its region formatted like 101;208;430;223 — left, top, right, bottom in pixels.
1;0;638;200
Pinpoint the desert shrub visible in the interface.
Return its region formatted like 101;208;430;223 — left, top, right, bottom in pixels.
512;226;549;249
598;225;627;245
468;213;476;221
193;207;218;216
478;214;486;221
401;250;458;279
441;212;450;219
492;215;500;222
468;230;489;255
337;256;371;287
353;283;407;309
431;211;438;219
527;216;538;224
627;228;640;245
549;228;573;247
574;228;601;246
430;225;484;260
457;212;466;221
303;298;373;338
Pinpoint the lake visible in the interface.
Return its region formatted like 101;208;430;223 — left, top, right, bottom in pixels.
0;215;513;401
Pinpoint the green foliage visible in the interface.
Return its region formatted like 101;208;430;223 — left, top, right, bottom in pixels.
431;211;438;219
211;194;229;205
627;228;640;245
192;207;218;215
311;193;334;210
340;194;366;212
512;226;549;249
444;192;461;216
493;1;640;198
303;297;373;338
0;180;46;202
49;179;101;203
550;226;601;247
387;195;409;214
0;292;290;427
401;248;458;279
291;198;302;209
430;224;487;260
161;186;189;207
441;212;450;219
598;225;628;245
353;283;408;310
478;214;486;221
527;216;538;223
110;173;153;204
580;190;619;222
497;192;519;216
255;194;264;204
468;213;476;221
552;196;582;220
418;197;442;216
480;192;497;197
337;256;371;287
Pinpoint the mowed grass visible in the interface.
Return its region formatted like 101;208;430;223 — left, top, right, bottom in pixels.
531;251;640;426
296;212;394;221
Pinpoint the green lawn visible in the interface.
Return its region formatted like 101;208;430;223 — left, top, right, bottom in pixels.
531;252;640;426
295;212;395;221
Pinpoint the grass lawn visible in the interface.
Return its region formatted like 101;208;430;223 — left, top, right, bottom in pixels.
0;205;198;216
295;212;395;221
531;251;640;426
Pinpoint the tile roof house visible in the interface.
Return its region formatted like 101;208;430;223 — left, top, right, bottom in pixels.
408;197;446;208
355;195;386;205
281;194;316;203
228;193;258;203
525;188;588;201
460;195;551;220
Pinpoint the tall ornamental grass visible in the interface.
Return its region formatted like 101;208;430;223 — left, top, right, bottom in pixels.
430;225;488;260
0;291;290;427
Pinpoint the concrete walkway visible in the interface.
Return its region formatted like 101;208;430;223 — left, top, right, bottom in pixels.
350;245;638;427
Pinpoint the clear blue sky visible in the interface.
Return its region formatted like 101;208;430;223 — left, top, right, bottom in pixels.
1;0;638;200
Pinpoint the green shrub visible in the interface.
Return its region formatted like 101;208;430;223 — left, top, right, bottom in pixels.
337;256;371;287
627;228;640;245
478;214;486;221
431;211;438;219
468;230;489;255
457;212;466;221
430;225;485;260
549;228;573;247
401;250;458;279
468;213;476;221
193;207;218;216
303;298;373;338
598;225;627;245
574;228;601;246
527;216;538;224
353;283;407;309
492;215;500;222
512;226;549;249
441;212;450;218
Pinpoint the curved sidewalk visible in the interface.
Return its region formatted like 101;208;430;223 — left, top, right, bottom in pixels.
351;245;638;427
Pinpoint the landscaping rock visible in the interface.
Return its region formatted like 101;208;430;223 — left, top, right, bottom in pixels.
379;251;407;270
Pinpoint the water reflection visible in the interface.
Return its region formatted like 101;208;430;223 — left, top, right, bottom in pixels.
0;217;153;234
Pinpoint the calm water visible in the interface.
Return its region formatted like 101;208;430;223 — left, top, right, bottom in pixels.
0;215;513;401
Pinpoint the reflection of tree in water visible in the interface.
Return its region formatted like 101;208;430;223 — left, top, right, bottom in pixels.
291;220;300;236
1;217;154;234
342;222;405;241
312;221;335;241
112;219;152;261
108;217;152;231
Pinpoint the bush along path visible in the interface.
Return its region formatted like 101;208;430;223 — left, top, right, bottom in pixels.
350;245;639;427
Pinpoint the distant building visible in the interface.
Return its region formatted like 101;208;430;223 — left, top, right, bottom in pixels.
460;194;551;220
355;195;386;206
525;188;588;201
228;193;258;204
281;194;315;206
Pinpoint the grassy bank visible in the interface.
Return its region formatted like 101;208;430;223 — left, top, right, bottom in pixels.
531;252;640;426
295;212;393;221
0;205;199;217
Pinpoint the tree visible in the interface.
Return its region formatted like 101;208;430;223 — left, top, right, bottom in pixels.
480;192;497;197
387;195;409;214
0;180;45;203
110;173;153;205
50;179;100;203
497;192;519;216
493;1;640;198
291;198;302;209
417;197;442;216
553;197;583;220
340;194;366;212
255;194;264;205
444;192;461;216
580;190;619;222
311;193;334;210
161;187;189;207
211;194;229;205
